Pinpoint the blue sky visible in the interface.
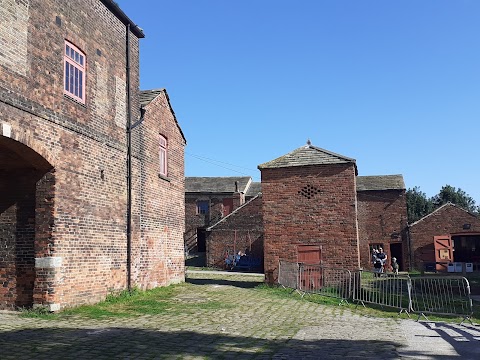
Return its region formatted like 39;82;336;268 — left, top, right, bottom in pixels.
117;0;480;203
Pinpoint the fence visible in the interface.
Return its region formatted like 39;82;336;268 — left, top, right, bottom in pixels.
409;276;473;323
352;271;411;314
277;261;474;324
278;261;352;303
299;264;352;303
278;260;299;290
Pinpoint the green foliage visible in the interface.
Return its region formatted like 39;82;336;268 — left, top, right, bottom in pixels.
432;185;479;214
406;186;434;223
406;184;480;223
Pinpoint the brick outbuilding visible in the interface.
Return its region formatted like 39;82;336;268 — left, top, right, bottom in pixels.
356;175;408;271
258;143;361;282
0;0;186;311
408;203;480;271
185;176;255;254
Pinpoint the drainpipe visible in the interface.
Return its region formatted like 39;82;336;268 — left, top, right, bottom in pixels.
126;23;132;292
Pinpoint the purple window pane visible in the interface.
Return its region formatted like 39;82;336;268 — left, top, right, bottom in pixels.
75;52;79;63
79;55;83;66
74;67;79;97
65;61;69;91
66;45;70;56
79;71;83;99
69;64;74;95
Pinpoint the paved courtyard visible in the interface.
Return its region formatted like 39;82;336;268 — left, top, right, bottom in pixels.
0;271;479;359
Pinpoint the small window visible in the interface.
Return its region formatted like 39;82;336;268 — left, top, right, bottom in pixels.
64;41;86;103
197;201;209;215
159;135;168;176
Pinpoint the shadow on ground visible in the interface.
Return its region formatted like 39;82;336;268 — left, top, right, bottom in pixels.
186;277;263;289
0;327;448;360
418;322;480;359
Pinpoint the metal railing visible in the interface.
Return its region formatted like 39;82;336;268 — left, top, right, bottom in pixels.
409;276;473;324
299;264;352;303
276;261;474;324
278;260;299;290
352;271;411;314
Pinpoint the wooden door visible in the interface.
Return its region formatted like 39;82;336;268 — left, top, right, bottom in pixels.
297;245;322;291
223;198;233;216
297;245;321;264
434;235;453;272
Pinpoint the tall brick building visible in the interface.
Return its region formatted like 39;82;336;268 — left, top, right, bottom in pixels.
0;0;186;311
259;143;361;282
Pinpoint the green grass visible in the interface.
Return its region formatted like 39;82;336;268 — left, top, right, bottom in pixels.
20;284;232;320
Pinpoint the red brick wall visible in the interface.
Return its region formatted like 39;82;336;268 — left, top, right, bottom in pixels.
0;0;184;310
206;195;263;269
409;204;480;269
261;164;360;283
185;194;236;253
133;91;185;289
357;189;408;270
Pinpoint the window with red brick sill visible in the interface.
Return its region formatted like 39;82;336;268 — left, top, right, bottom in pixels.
159;135;168;176
64;41;86;103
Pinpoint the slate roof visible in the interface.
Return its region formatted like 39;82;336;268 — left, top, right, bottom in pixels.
408;202;478;227
186;177;252;193
258;143;357;174
246;182;262;197
356;175;405;191
139;89;186;144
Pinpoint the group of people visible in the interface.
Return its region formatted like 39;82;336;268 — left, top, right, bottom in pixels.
372;247;399;275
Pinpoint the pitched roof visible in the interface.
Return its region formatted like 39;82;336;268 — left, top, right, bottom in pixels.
258;143;357;174
246;182;262;197
408;202;479;227
206;194;262;231
186;177;252;193
356;175;405;191
139;89;186;144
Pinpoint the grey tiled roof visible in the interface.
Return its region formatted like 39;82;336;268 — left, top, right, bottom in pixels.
258;144;356;170
186;177;252;193
356;175;405;191
139;89;164;106
139;89;186;144
246;182;262;197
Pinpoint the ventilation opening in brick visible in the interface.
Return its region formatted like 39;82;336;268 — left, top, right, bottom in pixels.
298;184;321;199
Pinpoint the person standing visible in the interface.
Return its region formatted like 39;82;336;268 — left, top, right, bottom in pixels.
376;248;387;273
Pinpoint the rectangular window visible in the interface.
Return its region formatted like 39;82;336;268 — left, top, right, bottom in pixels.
159;135;168;176
197;201;209;215
64;41;86;103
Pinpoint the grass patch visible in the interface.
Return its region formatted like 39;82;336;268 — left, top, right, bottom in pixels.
21;283;233;320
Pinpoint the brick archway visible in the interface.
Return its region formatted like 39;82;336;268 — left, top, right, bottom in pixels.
0;135;55;309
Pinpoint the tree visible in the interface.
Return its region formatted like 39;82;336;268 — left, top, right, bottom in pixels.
406;186;434;223
431;185;479;214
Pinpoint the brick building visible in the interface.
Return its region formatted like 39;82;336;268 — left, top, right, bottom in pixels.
0;0;186;311
205;194;263;269
408;203;480;271
357;175;408;271
184;177;257;255
259;143;361;282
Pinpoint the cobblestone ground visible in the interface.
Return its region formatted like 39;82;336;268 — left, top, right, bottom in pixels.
0;271;479;359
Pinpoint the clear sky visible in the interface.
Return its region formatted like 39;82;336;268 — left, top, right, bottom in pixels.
117;0;480;203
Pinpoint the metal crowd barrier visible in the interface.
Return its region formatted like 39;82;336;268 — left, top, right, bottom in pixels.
352;270;411;314
278;260;299;290
409;276;473;324
277;261;474;324
298;264;352;303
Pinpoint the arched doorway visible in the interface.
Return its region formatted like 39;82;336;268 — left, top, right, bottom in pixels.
0;136;54;309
